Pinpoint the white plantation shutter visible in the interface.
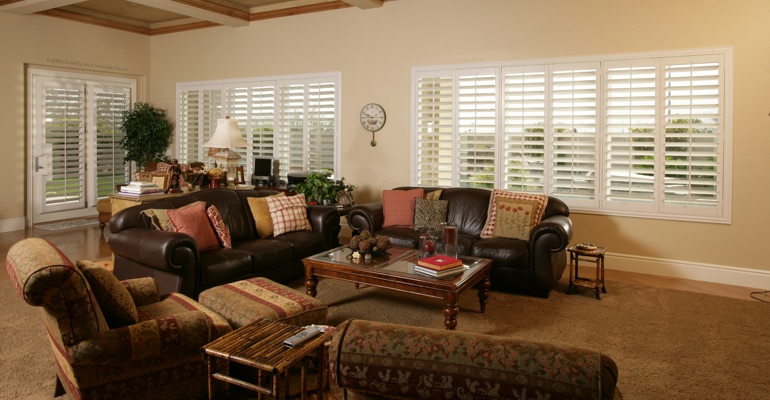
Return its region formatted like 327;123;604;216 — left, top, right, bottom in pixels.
43;83;86;209
250;85;275;158
457;70;497;188
92;84;131;197
415;72;454;186
177;87;222;163
502;67;546;192
603;61;657;209
550;64;598;204
277;83;306;178
226;86;250;166
307;81;336;172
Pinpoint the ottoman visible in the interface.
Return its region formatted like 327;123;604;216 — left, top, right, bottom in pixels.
199;277;327;329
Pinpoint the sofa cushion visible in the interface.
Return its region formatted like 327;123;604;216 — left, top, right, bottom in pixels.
382;188;424;228
198;248;255;287
207;205;232;248
247;192;286;238
413;198;448;232
167;201;220;251
77;259;138;328
480;190;548;240
471;237;530;268
267;194;311;236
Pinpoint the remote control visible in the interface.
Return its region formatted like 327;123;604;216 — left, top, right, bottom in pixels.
283;326;321;348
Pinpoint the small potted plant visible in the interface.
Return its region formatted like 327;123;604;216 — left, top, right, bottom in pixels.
294;171;355;205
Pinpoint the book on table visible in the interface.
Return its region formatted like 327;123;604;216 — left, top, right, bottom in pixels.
417;255;463;271
120;182;164;195
413;265;465;277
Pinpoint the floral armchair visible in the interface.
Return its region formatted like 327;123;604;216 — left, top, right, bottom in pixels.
5;238;232;400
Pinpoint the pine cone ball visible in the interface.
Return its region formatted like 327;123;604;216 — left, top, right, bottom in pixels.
359;230;371;240
358;240;372;251
349;236;361;249
376;237;390;249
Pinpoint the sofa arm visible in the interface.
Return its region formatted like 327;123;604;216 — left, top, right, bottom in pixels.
528;214;573;296
347;202;384;233
307;205;341;248
530;214;573;252
330;319;620;400
108;228;198;274
120;277;160;307
67;310;216;365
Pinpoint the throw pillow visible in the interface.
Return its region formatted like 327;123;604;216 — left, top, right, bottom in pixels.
413;198;448;232
141;208;174;231
247;192;286;238
480;189;548;241
207;205;232;248
425;189;443;200
266;193;312;236
382;188;425;228
77;259;138;328
166;201;220;251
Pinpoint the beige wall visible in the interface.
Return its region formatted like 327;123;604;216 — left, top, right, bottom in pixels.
0;13;150;229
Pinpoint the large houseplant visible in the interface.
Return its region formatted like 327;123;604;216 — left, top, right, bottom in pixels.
119;102;174;171
293;171;355;204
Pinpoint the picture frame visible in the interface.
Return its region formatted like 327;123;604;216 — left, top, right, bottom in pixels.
152;173;170;191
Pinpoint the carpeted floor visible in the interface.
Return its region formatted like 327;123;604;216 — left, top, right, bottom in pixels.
2;276;768;399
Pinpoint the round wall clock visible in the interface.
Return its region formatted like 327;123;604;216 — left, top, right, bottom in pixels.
360;103;386;146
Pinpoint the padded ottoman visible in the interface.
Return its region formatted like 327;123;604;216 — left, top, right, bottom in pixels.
198;277;327;329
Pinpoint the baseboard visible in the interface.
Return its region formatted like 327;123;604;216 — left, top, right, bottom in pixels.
606;252;770;290
0;218;25;233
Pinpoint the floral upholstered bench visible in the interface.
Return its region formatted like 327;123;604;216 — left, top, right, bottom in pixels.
329;319;623;400
198;277;327;329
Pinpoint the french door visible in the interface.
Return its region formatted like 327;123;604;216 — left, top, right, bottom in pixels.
27;68;136;224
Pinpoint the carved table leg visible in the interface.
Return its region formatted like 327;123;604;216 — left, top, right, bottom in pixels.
477;276;491;314
305;273;318;297
443;293;459;330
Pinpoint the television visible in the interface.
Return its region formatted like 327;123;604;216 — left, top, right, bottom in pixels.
253;157;274;185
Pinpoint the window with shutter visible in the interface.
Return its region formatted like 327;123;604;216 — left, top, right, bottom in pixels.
93;84;132;197
412;48;731;223
177;73;339;181
43;83;86;208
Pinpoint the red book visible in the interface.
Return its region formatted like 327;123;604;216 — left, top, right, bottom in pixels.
417;255;463;271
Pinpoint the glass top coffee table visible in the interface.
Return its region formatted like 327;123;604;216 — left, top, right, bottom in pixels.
303;246;492;330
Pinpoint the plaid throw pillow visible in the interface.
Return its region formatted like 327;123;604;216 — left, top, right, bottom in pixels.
155;162;171;173
266;194;311;236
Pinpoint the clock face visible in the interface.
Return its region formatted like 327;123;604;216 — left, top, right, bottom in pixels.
360;103;386;132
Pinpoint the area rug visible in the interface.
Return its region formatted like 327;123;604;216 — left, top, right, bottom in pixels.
35;219;99;231
2;277;768;399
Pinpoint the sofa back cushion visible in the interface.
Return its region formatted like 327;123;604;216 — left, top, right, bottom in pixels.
440;187;493;237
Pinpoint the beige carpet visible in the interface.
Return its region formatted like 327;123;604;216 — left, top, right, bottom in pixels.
2;276;768;399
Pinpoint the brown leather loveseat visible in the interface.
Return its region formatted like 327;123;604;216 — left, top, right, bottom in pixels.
348;187;572;297
109;188;340;298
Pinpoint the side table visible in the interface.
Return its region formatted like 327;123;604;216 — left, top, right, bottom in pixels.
567;245;607;300
203;319;332;399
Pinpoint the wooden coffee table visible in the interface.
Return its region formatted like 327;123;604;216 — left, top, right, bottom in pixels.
303;246;492;330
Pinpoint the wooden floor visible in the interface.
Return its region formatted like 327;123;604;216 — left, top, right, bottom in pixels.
1;219;767;302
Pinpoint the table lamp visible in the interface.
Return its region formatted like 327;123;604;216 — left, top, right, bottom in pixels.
203;116;248;183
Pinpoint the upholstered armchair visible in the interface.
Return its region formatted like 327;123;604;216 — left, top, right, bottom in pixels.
5;238;232;400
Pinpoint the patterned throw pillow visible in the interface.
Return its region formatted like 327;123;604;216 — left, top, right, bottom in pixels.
247;192;286;238
266;193;311;236
413;198;448;231
166;201;220;251
382;188;425;228
77;259;138;328
480;190;548;241
155;162;171;173
207;205;232;248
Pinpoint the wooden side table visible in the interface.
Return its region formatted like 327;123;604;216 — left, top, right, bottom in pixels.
203;319;332;399
567;245;607;300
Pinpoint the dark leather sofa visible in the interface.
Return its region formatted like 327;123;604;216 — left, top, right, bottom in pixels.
109;188;340;298
348;187;573;297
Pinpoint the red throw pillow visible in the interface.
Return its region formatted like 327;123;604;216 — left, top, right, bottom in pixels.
167;202;220;251
207;205;232;248
382;188;425;228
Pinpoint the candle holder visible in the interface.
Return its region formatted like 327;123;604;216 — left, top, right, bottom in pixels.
441;222;458;258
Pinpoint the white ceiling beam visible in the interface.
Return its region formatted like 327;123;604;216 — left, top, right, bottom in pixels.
128;0;249;27
0;0;84;15
341;0;383;10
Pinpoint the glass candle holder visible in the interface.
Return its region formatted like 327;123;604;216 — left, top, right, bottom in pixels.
441;223;458;258
418;232;436;258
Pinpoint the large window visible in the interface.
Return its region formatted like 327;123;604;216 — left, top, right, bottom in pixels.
177;73;340;180
413;49;731;223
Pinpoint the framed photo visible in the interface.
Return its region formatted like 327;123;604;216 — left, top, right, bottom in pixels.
152;174;169;191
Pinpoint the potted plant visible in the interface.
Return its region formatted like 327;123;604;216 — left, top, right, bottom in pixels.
294;171;356;205
119;102;174;171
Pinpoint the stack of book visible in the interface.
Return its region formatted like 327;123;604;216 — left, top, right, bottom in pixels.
120;181;165;196
414;255;465;278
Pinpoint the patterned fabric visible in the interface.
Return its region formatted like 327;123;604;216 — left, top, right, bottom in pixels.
142;201;203;231
266;193;311;236
330;319;615;400
413;198;448;231
247;192;286;238
382;188;425;228
120;277;160;307
199;277;327;329
207;204;232;248
77;260;138;328
155;161;171;173
425;189;443;200
481;189;548;240
167;201;220;251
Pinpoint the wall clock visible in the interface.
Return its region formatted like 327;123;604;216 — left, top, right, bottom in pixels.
360;103;386;146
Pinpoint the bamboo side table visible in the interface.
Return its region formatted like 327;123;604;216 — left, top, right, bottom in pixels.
567;245;607;300
203;319;332;399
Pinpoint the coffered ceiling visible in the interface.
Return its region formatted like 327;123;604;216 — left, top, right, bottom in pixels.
0;0;388;35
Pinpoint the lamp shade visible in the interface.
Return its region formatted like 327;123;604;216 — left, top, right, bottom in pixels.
204;117;249;149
